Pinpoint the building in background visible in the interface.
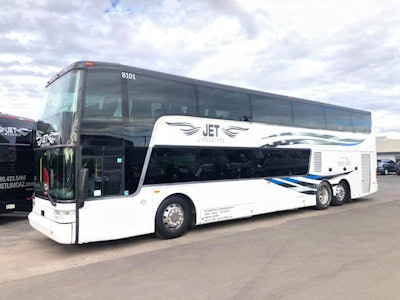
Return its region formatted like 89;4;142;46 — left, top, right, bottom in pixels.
376;136;400;162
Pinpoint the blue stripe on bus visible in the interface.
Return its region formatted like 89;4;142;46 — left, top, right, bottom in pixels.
281;177;300;183
283;177;316;188
266;178;316;195
265;171;355;196
267;178;283;185
305;174;324;180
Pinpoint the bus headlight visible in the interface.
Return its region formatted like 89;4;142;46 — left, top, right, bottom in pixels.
54;210;75;222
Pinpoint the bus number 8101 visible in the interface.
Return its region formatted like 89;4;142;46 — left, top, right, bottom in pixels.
121;72;136;80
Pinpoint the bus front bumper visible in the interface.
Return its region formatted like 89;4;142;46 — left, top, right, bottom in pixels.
28;211;75;244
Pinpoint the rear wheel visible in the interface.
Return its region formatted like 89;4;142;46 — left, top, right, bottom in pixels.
384;168;389;175
331;180;350;206
155;196;191;239
315;181;332;210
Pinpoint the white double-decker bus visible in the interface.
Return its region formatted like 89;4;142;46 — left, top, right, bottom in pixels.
29;61;377;244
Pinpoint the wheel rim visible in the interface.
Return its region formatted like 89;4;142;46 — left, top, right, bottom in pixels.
318;186;330;205
336;184;346;202
162;203;185;230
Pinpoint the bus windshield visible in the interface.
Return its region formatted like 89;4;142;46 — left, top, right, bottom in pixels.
39;70;81;121
36;70;82;148
34;147;75;201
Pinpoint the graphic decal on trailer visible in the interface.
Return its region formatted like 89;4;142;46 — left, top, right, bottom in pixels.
166;122;248;138
262;132;364;147
266;171;353;195
166;122;201;136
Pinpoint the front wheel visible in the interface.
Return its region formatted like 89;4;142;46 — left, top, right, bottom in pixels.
155;196;191;239
331;180;350;206
315;181;332;210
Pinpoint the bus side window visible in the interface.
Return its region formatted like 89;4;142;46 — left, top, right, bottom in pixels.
145;148;197;184
253;149;265;177
125;146;147;194
196;149;221;180
83;71;122;122
127;75;196;126
197;86;251;121
144;150;167;184
292;102;325;129
82;158;102;197
252;95;293;126
261;149;310;177
225;149;253;179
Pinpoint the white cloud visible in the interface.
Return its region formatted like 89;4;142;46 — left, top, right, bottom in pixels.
0;54;33;64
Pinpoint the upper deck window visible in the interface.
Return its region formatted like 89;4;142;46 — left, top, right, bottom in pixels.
292;102;326;129
82;70;122;122
252;95;293;126
352;111;371;133
127;74;197;126
197;86;251;121
324;107;353;132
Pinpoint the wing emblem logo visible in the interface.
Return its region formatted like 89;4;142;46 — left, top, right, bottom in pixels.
167;122;248;138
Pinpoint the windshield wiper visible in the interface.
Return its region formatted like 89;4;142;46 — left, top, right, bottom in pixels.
48;192;57;207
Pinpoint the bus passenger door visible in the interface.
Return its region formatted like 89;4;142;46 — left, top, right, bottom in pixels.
78;152;153;243
78;154;126;243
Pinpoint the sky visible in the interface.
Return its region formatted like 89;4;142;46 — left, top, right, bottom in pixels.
1;0;399;138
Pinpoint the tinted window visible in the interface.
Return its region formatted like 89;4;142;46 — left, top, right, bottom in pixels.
144;147;310;184
144;148;198;184
81;135;124;197
292;102;326;129
259;148;310;176
352;111;371;133
196;148;253;180
127;75;197;127
125;145;147;194
324;107;352;132
82;71;122;122
225;149;253;179
198;86;251;121
252;95;293;125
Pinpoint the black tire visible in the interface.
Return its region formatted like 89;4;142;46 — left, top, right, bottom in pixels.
155;196;191;239
331;180;350;206
384;168;389;175
315;181;332;210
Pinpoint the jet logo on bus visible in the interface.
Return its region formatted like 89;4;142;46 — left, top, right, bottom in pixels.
203;124;219;137
166;122;248;143
36;131;61;147
0;126;31;137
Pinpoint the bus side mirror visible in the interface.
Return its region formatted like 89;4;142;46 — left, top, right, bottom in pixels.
78;168;89;207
